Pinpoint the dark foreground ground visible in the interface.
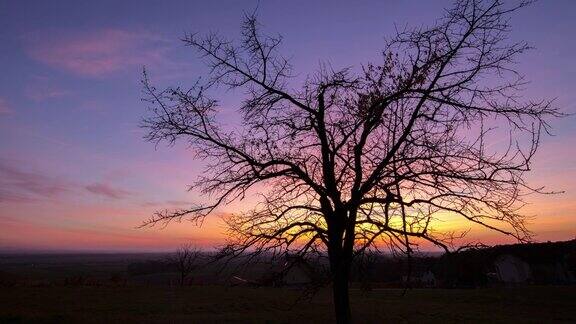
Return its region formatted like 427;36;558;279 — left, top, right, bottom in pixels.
1;285;575;323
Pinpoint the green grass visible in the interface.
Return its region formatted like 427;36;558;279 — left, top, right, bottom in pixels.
1;286;575;323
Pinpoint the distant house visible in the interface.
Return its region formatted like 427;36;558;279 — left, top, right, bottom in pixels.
283;260;317;286
493;254;532;283
261;255;323;287
418;269;437;287
402;264;438;288
352;254;441;288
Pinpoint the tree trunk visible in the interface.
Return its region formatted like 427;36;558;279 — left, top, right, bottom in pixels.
327;209;354;323
329;238;352;323
332;265;352;324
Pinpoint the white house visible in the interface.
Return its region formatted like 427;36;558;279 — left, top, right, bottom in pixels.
494;254;532;283
283;262;315;286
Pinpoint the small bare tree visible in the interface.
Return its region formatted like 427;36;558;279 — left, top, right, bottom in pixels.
169;244;202;286
141;1;562;322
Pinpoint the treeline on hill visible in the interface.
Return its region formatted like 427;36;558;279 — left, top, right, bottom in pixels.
1;240;574;288
356;240;576;288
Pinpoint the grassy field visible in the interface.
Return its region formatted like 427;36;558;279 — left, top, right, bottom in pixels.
1;254;574;323
1;285;575;323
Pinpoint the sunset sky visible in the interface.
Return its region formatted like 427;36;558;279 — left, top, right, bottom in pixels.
0;0;575;252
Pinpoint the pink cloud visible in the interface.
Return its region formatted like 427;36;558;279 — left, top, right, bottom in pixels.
24;29;168;77
0;159;137;203
0;98;13;115
24;76;70;101
85;182;132;199
0;158;72;203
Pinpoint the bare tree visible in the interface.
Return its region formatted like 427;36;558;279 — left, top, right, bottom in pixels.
141;1;562;322
169;244;202;286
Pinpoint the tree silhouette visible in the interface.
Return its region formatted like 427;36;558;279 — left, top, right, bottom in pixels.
141;1;561;322
168;244;202;286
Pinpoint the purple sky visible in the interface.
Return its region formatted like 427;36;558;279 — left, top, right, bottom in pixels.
0;0;575;252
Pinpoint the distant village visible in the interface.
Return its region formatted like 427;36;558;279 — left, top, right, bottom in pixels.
257;239;576;289
124;239;576;289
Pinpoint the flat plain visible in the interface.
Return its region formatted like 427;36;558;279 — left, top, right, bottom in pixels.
1;254;575;323
1;285;575;323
